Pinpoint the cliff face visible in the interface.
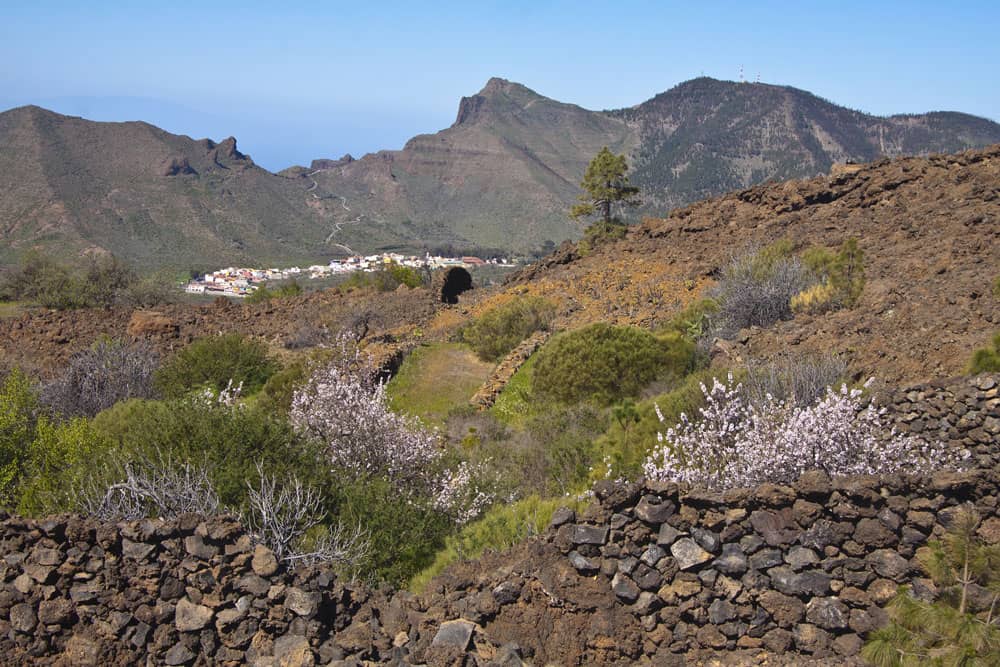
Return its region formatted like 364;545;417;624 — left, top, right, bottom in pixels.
0;374;997;665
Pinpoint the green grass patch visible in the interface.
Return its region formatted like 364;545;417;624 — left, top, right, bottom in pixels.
408;494;586;593
387;343;494;427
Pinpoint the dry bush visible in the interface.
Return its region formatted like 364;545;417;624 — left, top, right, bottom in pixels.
709;243;813;339
41;338;159;417
78;455;220;521
742;353;848;408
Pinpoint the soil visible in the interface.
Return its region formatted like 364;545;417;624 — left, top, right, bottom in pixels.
494;144;1000;386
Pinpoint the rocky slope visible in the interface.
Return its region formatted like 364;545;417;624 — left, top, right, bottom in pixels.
3;78;998;270
468;144;1000;386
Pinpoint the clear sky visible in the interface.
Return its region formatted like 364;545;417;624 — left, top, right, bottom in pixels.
2;1;997;171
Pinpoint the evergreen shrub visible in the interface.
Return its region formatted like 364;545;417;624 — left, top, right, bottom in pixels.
461;296;556;362
154;333;278;398
532;324;696;406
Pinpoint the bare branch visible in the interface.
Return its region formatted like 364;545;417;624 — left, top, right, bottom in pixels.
77;454;219;521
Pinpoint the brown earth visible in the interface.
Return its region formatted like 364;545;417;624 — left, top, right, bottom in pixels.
0;285;441;377
480;144;1000;386
3;145;999;391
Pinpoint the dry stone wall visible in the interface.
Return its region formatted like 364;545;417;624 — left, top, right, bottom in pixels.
0;374;996;665
880;374;1000;468
553;467;1000;661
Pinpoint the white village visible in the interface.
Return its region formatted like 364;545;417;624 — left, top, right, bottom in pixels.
183;252;514;297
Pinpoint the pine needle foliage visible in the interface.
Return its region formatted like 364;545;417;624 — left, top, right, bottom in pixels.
570;147;641;226
863;507;1000;666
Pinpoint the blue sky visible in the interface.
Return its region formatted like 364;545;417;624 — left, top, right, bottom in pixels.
2;1;997;171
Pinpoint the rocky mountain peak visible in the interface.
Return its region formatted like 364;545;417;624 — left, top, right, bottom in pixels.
454;77;548;126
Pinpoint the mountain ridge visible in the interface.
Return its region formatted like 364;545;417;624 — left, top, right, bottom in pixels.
2;77;1000;270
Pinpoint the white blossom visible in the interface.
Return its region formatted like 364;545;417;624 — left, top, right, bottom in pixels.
644;374;966;490
290;331;491;522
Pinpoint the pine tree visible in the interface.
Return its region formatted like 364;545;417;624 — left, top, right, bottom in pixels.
570;147;641;226
862;506;1000;666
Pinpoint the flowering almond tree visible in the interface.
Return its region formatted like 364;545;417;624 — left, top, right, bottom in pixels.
290;332;490;522
643;374;965;490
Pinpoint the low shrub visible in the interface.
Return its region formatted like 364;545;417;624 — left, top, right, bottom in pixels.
790;282;836;314
661;298;720;343
793;239;866;312
710;241;813;338
480;403;605;498
0;369;40;503
591;368;719;483
154;333;278;398
969;332;1000;375
532;324;696;406
92;397;314;507
461;296;556;362
968;332;1000;374
742;353;847;409
41;337;159;417
16;417;110;516
246;279;303;304
338;263;425;293
577;220;627;255
334;475;453;587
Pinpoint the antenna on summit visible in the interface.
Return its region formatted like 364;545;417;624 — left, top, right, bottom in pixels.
739;65;744;83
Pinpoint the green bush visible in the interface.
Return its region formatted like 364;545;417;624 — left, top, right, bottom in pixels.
577;220;627;255
828;238;865;307
338;263;426;293
0;368;115;516
92;397;314;506
253;359;310;416
16;417;110;516
154;333;278;398
968;332;1000;374
590;368;720;482
333;475;453;587
461;296;556;362
409;495;585;592
661;297;720;343
0;368;40;503
795;238;866;312
532;324;696;406
466;402;605;498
